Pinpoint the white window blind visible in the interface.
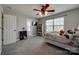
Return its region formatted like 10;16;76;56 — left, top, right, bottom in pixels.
46;20;53;32
46;17;64;32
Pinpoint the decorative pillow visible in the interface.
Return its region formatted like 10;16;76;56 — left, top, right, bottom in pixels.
59;30;65;35
64;35;69;39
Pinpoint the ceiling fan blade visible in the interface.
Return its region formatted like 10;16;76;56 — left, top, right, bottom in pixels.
33;9;41;11
46;10;55;12
44;4;49;10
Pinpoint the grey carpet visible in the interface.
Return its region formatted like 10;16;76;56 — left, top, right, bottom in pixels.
2;36;69;55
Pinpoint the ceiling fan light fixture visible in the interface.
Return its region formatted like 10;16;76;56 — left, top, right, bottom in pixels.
39;12;42;15
33;4;55;16
39;11;48;16
39;12;43;16
45;11;48;16
40;14;43;16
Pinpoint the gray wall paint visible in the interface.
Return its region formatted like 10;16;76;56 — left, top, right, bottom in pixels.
0;5;3;54
38;8;79;35
64;9;79;30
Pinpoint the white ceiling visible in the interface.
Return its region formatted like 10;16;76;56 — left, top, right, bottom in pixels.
2;4;79;18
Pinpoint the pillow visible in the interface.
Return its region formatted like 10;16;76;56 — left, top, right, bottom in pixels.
59;30;65;35
64;35;69;39
64;34;73;39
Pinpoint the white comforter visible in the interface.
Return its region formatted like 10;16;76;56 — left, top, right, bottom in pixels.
44;32;72;44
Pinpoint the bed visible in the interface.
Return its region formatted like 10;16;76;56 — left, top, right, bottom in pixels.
44;32;79;54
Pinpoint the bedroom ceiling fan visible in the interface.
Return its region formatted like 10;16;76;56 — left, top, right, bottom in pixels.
33;4;55;16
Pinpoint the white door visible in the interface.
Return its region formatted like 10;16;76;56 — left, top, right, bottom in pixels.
4;15;17;45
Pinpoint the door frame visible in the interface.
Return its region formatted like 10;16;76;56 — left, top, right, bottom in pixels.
1;12;4;54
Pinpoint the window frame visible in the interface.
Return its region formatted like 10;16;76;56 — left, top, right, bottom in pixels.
45;17;64;32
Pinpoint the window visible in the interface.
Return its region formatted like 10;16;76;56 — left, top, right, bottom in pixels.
54;17;64;32
46;17;64;32
46;20;53;32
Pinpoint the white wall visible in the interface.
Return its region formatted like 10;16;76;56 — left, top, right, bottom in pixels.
17;16;37;38
0;5;3;54
16;16;27;39
38;8;79;35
